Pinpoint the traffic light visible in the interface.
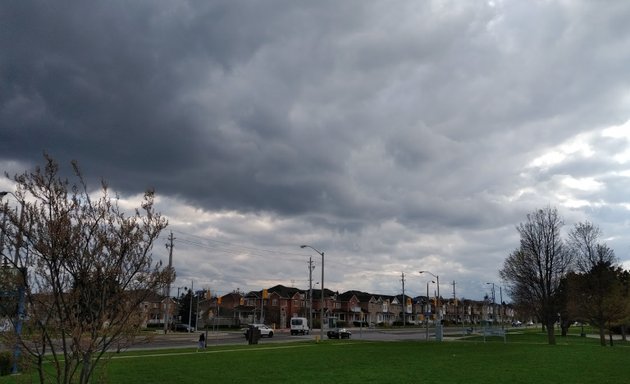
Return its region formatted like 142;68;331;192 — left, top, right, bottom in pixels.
262;289;268;299
217;296;222;305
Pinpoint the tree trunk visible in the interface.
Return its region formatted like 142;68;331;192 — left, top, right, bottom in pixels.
546;321;556;345
80;352;92;384
561;322;569;337
599;325;606;346
608;330;614;347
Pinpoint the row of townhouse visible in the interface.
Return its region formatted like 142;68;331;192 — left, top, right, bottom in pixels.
142;284;517;330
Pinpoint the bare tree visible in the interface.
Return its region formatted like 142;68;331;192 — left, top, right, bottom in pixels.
567;248;624;346
568;221;616;273
500;206;573;345
0;155;170;383
566;222;623;346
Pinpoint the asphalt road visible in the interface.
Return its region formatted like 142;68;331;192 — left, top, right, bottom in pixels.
129;326;473;350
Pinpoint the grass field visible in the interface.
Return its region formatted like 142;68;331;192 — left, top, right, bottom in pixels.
2;329;629;383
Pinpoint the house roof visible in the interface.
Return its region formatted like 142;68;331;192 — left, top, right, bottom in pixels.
338;290;375;302
244;284;313;299
220;292;243;300
267;284;302;298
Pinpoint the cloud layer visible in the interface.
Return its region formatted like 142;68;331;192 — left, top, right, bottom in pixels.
2;0;630;299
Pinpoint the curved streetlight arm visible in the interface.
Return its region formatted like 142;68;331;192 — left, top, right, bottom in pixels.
300;244;323;256
419;270;437;279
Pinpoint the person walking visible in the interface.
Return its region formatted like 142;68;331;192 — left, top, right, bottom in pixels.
197;332;205;351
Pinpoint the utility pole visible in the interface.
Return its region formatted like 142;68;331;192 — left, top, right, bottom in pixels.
308;257;314;332
425;281;430;341
164;232;174;333
188;280;194;332
401;272;406;327
451;280;456;323
0;206;6;267
499;286;503;329
486;282;496;325
453;280;463;334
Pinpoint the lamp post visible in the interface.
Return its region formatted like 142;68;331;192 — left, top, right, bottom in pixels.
188;280;194;332
487;284;504;328
425;280;435;341
309;280;319;334
301;245;324;341
419;271;439;319
308;261;313;332
499;286;503;328
0;191;26;374
486;282;496;326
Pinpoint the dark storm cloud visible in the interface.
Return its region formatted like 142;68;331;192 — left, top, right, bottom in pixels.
3;0;630;297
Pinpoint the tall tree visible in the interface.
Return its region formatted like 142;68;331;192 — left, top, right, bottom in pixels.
567;222;621;346
568;221;616;273
500;206;573;345
567;258;626;346
0;155;170;383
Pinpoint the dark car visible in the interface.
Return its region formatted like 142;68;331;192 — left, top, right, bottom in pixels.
327;327;351;339
241;324;274;338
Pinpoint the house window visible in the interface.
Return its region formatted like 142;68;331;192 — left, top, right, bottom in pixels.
335;302;341;309
272;299;278;306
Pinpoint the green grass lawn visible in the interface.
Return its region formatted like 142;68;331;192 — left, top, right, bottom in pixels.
3;329;629;383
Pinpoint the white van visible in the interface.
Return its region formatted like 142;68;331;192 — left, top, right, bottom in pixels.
290;317;309;335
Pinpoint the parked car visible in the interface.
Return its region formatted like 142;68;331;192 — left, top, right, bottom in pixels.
242;324;274;338
327;328;351;339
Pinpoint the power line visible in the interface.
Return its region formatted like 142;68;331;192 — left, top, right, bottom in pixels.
171;229;306;256
163;229;310;264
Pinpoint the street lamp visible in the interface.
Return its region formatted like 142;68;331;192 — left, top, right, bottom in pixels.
499;286;503;328
309;281;319;333
301;245;324;341
486;282;495;325
425;279;435;341
187;281;194;332
486;282;503;328
419;271;440;319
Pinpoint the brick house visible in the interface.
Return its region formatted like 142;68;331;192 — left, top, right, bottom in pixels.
335;291;363;325
157;285;517;331
139;292;177;329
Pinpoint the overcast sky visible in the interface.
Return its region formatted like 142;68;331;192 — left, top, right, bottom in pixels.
2;0;630;301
